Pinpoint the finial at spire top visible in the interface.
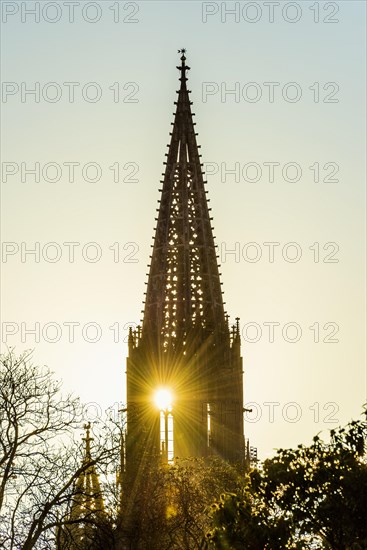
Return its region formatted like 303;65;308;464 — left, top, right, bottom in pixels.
177;48;190;84
178;47;187;59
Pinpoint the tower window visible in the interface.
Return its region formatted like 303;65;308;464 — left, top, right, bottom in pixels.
207;403;211;447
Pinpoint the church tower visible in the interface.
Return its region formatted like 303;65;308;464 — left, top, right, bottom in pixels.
126;51;245;478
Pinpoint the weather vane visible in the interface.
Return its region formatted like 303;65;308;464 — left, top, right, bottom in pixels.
178;48;186;55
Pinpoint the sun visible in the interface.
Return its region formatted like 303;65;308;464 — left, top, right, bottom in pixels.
153;388;173;411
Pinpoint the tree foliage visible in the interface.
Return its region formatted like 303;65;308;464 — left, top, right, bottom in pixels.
208;409;367;550
122;456;243;550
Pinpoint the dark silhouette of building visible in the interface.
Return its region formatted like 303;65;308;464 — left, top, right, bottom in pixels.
125;50;246;481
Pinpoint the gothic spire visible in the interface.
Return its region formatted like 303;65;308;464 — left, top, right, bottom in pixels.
57;424;108;549
142;49;225;351
69;423;105;521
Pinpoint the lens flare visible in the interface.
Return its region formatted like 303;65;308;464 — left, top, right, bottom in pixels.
154;388;173;411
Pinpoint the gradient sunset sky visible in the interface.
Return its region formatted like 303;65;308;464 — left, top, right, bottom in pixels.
1;0;366;459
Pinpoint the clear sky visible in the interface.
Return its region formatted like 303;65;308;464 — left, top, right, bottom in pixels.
1;0;366;459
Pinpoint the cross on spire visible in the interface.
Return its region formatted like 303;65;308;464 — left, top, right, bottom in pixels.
177;47;190;85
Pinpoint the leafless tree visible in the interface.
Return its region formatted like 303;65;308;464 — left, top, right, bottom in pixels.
0;350;120;549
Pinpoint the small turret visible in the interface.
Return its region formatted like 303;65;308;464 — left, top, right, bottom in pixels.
57;424;108;549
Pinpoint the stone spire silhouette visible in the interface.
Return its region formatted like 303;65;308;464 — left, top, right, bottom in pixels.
57;424;107;549
142;48;226;347
126;50;245;470
69;423;106;522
